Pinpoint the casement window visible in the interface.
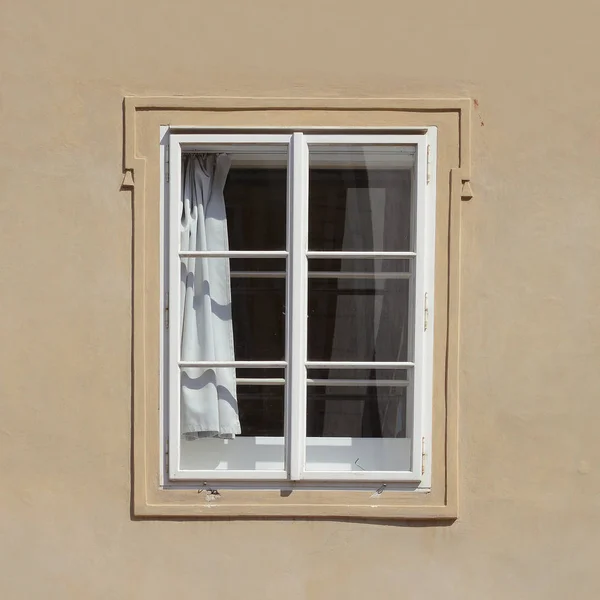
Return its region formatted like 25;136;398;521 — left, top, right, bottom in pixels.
165;130;436;488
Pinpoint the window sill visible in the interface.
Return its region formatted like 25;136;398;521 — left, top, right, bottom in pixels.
137;485;454;520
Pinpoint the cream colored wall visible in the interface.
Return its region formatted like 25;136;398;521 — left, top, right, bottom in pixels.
1;0;599;597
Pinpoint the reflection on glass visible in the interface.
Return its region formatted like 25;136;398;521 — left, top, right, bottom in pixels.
307;370;408;439
309;258;411;274
308;145;414;252
308;275;410;362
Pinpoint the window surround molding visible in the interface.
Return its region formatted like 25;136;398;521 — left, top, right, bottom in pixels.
123;96;472;519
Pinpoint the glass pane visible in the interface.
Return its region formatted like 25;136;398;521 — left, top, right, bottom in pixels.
308;145;414;251
231;274;286;361
307;271;410;362
180;370;285;471
307;367;409;382
305;369;411;473
238;385;284;436
307;369;408;438
304;435;412;473
229;257;286;272
225;167;287;250
177;148;288;473
180;259;286;361
181;151;287;252
309;258;411;274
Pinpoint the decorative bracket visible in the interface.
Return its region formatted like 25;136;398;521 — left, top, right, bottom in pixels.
461;180;474;201
121;169;134;190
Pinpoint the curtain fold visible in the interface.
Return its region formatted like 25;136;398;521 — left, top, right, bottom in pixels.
322;183;409;438
180;154;241;439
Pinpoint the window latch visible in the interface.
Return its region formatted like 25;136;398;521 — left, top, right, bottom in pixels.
165;144;170;183
165;292;169;329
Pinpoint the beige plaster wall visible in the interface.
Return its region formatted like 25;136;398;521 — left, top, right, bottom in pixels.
1;0;599;597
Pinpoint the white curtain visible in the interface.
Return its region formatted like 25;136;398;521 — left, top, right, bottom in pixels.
180;154;241;439
322;187;408;437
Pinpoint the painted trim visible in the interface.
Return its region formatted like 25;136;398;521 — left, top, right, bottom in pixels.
123;96;469;519
123;96;472;200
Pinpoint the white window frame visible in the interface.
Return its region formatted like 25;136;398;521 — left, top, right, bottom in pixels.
163;129;437;488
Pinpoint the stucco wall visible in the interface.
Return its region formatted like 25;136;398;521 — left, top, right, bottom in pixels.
1;1;599;597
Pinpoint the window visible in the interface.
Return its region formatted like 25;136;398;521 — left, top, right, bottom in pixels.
126;97;469;517
165;130;436;488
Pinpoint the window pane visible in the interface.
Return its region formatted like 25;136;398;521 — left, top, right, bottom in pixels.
181;152;287;251
307;369;408;439
305;371;411;474
308;145;414;251
304;436;412;473
307;367;409;383
307;269;410;362
225;167;287;250
309;258;411;274
177;148;288;474
180;259;286;361
231;273;286;361
237;368;285;438
238;385;285;436
180;370;285;471
229;257;287;272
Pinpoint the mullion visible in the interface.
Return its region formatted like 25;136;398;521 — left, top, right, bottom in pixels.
287;133;309;480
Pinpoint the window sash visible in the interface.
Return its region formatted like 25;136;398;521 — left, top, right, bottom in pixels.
165;131;436;486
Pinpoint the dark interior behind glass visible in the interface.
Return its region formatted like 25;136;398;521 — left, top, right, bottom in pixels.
224;167;411;437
